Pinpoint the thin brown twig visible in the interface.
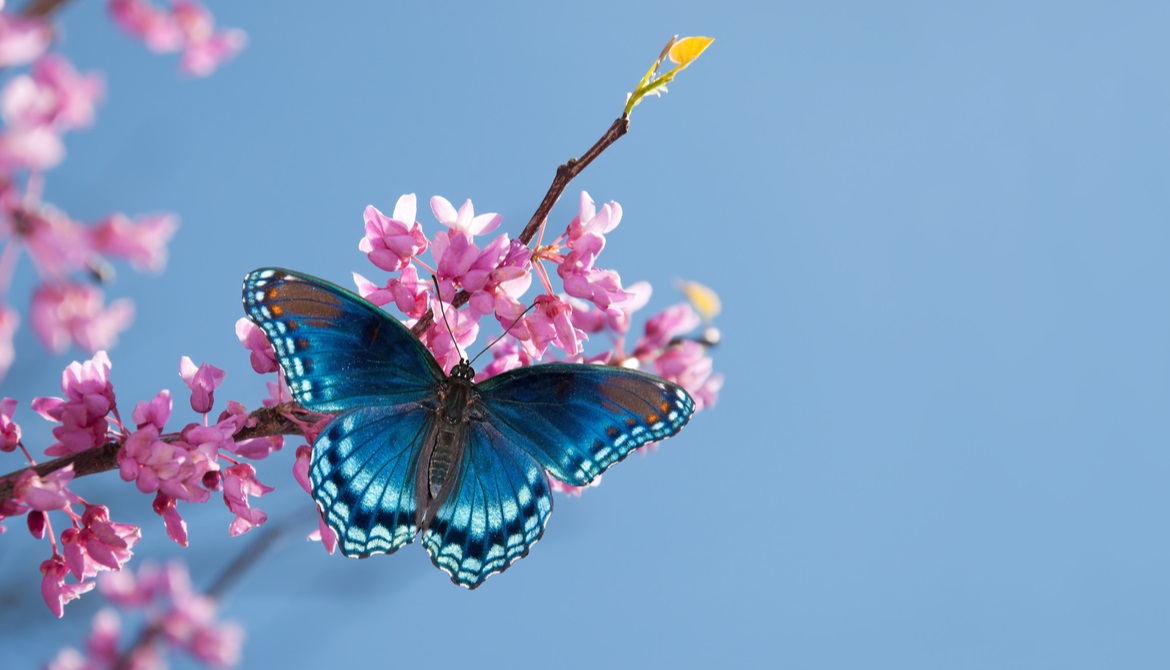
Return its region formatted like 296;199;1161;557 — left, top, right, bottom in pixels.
410;114;630;336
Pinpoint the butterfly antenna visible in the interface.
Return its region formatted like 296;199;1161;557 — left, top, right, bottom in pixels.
431;275;465;362
468;300;539;367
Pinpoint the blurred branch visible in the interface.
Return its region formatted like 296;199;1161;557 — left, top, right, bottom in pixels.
21;0;74;18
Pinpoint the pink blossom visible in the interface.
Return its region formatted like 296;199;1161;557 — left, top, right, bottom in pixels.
520;294;585;357
263;378;291;407
31;282;134;355
423;296;480;372
0;13;50;67
61;505;141;579
108;0;245;76
119;424;218;503
0;396;20;451
431;195;501;238
222;463;273;536
359;196;428;271
85;608;122;666
464;235;533;321
653;340;723;411
88;212;178;271
153;493;189;546
431;228;481;281
36;352;117;456
172;0;247;77
2;55;104;131
235;317;278;374
15;465;78;511
0;124;64;171
564;192;622;261
41;554;95;617
638;303;701;353
131;389;171;430
354;264;430;319
476;341;533;381
179;356;225;413
108;0;185;52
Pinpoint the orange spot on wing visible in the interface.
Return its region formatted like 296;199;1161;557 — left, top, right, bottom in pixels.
270;305;283;316
606;426;620;437
646;413;659;424
659;401;671;412
625;417;638;427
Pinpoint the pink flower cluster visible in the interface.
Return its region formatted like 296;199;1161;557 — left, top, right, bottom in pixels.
0;350;280;616
47;560;244;669
355;190;721;405
0;7;187;380
348;191;723;494
108;0;246;77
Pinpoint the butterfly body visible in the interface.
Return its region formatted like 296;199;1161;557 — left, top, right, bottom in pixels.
243;267;695;588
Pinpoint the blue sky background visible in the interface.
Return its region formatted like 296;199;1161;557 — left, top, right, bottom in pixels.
3;1;1170;668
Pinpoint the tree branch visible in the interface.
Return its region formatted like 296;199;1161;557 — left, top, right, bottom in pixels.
0;402;310;502
21;0;75;18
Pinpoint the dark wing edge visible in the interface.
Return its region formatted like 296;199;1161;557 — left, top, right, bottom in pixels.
476;363;696;486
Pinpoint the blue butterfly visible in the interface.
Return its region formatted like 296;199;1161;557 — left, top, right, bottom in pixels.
243;268;694;588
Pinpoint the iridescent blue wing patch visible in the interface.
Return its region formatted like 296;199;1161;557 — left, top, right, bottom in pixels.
243;268;444;413
421;421;552;588
312;402;434;557
476;363;695;486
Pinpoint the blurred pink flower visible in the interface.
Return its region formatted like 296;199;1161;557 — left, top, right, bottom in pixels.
0;13;50;67
653;340;723;411
31;282;134;354
0;396;20;451
2;55;104;131
0;124;64;171
172;0;246;77
108;0;184;51
88;212;178;272
0;305;17;380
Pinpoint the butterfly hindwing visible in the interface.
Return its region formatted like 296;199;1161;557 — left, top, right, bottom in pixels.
421;421;552;588
243;268;444;413
476;364;695;486
312;402;436;557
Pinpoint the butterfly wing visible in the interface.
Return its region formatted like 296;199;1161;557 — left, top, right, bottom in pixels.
242;268;444;412
475;363;695;486
312;402;437;557
421;421;552;589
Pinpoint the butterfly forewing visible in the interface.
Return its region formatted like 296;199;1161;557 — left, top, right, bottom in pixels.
243;268;444;413
476;363;695;486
